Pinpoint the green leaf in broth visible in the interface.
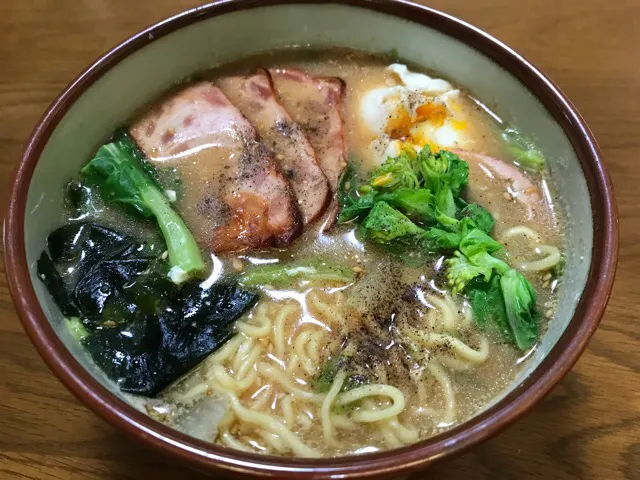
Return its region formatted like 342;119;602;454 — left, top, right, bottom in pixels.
459;203;494;234
467;276;513;340
502;127;546;170
239;260;356;288
499;269;539;350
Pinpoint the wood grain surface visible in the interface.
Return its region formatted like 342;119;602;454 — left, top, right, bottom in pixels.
1;1;637;479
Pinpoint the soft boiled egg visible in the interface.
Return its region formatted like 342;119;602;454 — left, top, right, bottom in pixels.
359;64;473;164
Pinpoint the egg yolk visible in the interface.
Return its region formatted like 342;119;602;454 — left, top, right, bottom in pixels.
384;101;451;141
384;106;413;139
414;102;447;127
382;99;466;154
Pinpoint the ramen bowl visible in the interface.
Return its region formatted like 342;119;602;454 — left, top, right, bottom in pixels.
4;0;618;478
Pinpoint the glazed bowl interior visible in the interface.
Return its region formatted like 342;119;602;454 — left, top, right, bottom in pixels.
9;1;612;478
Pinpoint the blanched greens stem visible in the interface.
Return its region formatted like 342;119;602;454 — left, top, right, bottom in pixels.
139;186;204;280
66;317;88;341
240;261;355;287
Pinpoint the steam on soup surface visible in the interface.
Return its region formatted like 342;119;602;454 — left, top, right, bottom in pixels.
38;49;563;457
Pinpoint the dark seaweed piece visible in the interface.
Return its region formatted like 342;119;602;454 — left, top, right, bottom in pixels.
38;220;259;397
66;180;90;210
83;273;171;332
122;272;177;316
73;257;151;315
47;222;135;265
82;317;164;394
156;315;234;378
42;222;155;317
38;222;166;325
82;285;259;396
36;251;79;317
167;284;259;363
180;282;257;323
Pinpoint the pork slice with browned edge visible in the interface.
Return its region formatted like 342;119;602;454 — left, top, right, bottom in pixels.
218;69;331;225
129;81;302;253
269;68;348;193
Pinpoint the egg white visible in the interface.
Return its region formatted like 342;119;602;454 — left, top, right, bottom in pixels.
359;64;475;164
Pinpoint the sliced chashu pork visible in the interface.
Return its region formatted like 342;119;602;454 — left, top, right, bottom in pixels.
269;68;347;192
129;81;302;252
451;149;543;219
218;69;331;224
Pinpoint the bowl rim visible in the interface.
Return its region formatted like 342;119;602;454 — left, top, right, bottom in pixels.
3;0;618;478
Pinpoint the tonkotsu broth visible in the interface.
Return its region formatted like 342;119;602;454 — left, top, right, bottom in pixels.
56;49;564;457
146;50;563;456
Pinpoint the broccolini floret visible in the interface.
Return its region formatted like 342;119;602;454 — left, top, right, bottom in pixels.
445;251;490;293
361;201;428;247
370;152;421;190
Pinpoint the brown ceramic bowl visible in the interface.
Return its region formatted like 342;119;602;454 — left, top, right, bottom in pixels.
4;0;618;478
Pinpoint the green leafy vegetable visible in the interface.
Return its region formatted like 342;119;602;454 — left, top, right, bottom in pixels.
459;203;494;234
423;227;462;252
340;177;436;226
313;356;369;400
378;188;436;224
444;227;539;351
445;226;509;293
340;146;474;233
336;145;540;350
435;185;457;218
466;251;510;277
447;251;539;350
459;229;504;258
340;191;378;223
503;127;546;170
338;162;378;223
467;276;513;341
500;269;539;350
81;132;204;282
361;202;428;248
388;47;401;63
239;260;355;287
338;162;358;209
314;356;350;393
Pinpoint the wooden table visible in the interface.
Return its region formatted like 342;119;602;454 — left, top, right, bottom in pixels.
1;0;638;478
